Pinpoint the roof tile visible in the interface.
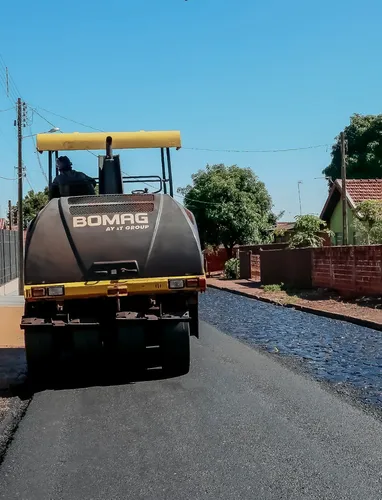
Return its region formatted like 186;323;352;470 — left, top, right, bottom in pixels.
337;179;382;204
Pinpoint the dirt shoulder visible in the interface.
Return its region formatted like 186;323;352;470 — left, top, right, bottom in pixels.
208;278;382;331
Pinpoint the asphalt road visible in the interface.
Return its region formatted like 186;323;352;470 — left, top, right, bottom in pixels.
1;322;382;499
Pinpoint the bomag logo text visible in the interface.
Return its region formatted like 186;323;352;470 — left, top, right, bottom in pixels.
73;213;149;231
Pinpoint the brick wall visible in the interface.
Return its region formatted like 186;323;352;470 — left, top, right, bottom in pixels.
251;254;260;281
312;245;382;296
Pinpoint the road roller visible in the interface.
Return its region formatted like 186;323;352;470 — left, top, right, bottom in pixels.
21;130;206;380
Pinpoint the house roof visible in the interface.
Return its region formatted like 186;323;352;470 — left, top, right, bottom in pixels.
275;222;295;231
320;178;382;221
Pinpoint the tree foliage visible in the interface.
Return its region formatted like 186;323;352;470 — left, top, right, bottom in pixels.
353;199;382;245
323;113;382;181
9;187;49;229
288;214;333;249
178;164;278;256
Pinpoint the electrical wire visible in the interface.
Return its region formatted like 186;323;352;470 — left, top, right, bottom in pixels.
31;108;58;130
26;105;330;154
29;105;103;132
0;175;16;181
28;125;49;183
183;144;329;153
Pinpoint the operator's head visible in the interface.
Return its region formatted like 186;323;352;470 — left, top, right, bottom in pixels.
56;156;72;172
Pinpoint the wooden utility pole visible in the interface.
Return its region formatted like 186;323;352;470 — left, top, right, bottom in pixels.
17;98;24;294
340;131;348;245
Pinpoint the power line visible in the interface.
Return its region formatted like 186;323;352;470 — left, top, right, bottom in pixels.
28;125;49;183
31;108;58;129
0;54;22;98
0;174;16;181
26;105;331;154
29;105;103;132
183;144;329;153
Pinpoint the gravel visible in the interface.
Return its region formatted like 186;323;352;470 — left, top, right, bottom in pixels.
200;288;382;409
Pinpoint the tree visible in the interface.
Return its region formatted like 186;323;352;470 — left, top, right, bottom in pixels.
288;214;333;248
8;187;49;229
323;113;382;181
353;199;382;245
178;164;279;257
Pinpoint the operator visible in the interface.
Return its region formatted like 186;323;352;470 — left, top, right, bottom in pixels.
49;156;97;199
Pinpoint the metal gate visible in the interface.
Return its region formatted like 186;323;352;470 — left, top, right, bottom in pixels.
0;230;19;286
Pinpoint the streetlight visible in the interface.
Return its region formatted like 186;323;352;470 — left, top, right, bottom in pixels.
297;181;303;215
23;127;60;139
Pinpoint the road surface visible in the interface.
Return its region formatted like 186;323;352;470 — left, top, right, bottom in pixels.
0;321;382;499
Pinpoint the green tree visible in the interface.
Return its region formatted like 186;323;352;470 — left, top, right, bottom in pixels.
353;199;382;244
9;187;49;229
288;214;333;248
178;164;279;257
323;113;382;181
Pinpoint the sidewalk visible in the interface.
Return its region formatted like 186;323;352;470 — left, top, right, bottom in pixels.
0;279;26;389
207;278;382;332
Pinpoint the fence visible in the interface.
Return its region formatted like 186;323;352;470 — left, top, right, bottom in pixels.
312;245;382;296
241;244;382;297
260;248;313;288
0;230;19;286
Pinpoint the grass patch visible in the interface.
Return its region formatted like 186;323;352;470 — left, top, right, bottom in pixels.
262;283;284;293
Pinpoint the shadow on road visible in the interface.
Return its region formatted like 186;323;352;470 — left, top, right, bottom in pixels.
6;362;180;401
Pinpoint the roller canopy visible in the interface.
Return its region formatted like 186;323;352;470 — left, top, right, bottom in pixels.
36;130;182;152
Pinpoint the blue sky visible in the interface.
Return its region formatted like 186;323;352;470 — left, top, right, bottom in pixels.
0;0;381;221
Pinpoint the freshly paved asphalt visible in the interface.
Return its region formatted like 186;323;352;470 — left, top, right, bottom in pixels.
0;322;382;499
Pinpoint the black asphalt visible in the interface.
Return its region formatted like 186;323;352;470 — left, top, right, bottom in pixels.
0;322;382;499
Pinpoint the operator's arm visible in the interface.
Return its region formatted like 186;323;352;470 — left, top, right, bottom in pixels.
49;178;60;200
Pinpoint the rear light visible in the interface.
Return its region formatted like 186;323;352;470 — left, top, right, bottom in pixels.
168;279;185;289
199;277;206;291
32;287;46;297
186;278;199;287
47;286;65;296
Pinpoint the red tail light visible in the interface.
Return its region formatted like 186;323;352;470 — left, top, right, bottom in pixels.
186;278;199;287
199;277;206;291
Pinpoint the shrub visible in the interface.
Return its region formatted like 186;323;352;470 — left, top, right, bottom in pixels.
224;258;240;279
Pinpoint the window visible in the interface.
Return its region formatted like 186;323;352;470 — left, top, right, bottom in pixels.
335;232;343;245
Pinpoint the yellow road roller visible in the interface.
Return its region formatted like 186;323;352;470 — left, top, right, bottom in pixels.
21;130;206;380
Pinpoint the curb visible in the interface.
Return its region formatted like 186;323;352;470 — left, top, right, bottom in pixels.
207;283;382;332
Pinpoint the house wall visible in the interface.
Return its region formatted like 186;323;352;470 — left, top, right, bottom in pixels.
330;201;355;245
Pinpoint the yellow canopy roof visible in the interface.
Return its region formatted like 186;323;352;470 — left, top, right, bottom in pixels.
36;130;181;152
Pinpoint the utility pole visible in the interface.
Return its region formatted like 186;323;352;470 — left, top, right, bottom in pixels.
297;181;303;215
340;131;348;245
17;98;24;295
8;200;12;230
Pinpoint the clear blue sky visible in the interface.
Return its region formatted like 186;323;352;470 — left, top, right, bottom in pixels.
0;0;381;221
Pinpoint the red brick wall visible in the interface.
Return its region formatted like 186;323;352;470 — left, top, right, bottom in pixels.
251;254;260;281
312;245;382;296
204;248;230;273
